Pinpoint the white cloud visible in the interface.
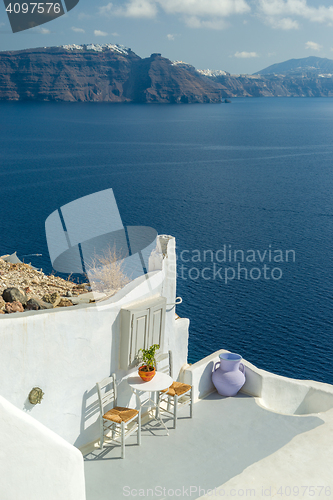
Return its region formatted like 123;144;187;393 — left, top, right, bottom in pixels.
160;0;250;17
94;30;108;36
122;0;158;17
266;16;299;29
35;27;50;34
100;0;157;18
185;15;227;29
305;41;322;51
96;0;333;31
112;32;120;36
99;0;250;27
167;34;175;40
234;51;259;58
256;0;333;28
72;27;85;33
98;3;113;15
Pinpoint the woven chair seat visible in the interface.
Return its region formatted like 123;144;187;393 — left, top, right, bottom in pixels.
103;407;139;424
161;381;192;397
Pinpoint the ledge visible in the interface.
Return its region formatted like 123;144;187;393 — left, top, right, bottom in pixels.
182;349;333;415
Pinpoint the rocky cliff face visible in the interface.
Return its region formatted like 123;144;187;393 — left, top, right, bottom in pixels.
207;73;333;97
0;45;222;103
132;54;223;103
254;56;333;76
3;45;332;102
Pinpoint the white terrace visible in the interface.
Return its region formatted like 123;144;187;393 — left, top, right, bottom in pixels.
83;351;333;500
0;235;332;500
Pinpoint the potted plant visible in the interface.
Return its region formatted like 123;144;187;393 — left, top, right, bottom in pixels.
138;344;160;382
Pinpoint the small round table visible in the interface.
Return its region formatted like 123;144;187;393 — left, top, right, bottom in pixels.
127;372;173;435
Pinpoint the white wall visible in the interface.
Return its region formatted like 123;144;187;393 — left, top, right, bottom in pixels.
0;394;86;500
181;350;217;401
156;236;190;380
0;236;190;448
182;349;333;415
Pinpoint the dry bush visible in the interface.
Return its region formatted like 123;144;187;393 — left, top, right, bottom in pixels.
86;246;130;296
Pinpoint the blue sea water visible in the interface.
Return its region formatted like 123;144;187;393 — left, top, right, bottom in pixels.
0;98;333;384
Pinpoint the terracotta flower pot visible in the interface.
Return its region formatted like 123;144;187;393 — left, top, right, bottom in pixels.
138;366;156;382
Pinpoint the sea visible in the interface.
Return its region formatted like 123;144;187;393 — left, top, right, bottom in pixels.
1;98;332;385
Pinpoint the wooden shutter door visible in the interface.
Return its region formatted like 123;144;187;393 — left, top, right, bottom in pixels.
130;309;150;364
148;301;166;348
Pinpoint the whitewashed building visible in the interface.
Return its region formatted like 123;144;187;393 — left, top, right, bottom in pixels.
0;234;332;500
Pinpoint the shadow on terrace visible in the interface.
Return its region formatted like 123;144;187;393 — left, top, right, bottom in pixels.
84;391;323;500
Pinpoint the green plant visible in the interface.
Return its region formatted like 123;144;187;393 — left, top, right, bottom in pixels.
139;344;160;372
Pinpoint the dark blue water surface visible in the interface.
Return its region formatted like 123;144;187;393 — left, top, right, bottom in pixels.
1;99;333;384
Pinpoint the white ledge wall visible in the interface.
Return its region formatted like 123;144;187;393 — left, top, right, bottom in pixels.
158;235;189;379
0;236;189;448
0;394;86;500
182;349;333;415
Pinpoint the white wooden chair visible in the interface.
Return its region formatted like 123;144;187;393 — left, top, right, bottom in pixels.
156;351;193;429
96;373;141;458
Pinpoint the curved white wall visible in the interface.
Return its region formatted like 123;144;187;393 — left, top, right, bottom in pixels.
182;349;333;415
0;395;85;500
0;238;188;448
255;372;333;415
0;271;164;448
0;237;190;449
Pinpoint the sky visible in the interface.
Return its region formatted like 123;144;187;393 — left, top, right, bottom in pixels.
2;0;333;74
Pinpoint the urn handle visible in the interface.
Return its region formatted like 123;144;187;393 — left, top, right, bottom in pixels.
240;363;246;375
214;361;221;371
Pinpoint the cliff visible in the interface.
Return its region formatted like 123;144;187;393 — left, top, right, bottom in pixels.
3;45;333;101
254;56;333;76
0;44;223;103
208;73;333;97
206;56;333;97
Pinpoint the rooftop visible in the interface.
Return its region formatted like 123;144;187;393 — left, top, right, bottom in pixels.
1;231;332;500
83;382;332;500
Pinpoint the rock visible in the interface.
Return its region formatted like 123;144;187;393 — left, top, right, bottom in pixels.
2;287;28;305
42;292;61;307
0;252;113;314
25;298;41;311
74;284;86;290
5;301;24;313
28;297;53;310
37;299;53;310
57;298;73;307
